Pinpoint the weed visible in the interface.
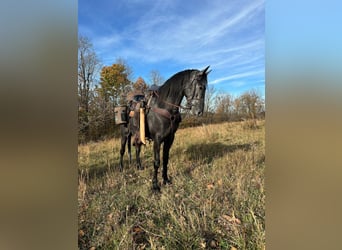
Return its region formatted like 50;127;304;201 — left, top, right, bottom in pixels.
78;121;265;249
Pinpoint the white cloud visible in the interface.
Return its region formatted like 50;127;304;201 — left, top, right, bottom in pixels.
229;81;247;87
210;70;264;85
94;0;264;66
96;35;121;48
80;0;264;96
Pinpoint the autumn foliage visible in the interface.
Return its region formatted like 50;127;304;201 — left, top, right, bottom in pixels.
99;64;131;104
78;36;265;143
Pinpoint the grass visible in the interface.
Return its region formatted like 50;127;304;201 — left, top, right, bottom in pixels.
78;120;265;249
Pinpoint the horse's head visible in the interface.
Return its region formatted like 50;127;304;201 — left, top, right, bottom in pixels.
185;66;211;116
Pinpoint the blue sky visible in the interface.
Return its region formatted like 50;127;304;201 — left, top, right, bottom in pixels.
79;0;264;98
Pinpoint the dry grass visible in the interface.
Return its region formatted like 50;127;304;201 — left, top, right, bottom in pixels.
78;120;265;249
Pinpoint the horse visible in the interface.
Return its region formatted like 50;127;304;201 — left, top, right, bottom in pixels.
119;66;211;190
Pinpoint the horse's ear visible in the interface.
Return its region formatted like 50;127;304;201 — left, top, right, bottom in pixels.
200;65;211;75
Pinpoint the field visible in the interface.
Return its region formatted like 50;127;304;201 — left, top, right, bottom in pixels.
78;120;265;249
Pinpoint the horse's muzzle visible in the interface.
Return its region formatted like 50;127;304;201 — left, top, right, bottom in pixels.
189;98;204;117
191;107;203;116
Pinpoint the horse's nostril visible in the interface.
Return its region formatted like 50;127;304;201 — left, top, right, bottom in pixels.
197;111;203;116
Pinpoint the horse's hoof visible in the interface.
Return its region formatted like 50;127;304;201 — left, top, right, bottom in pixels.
163;178;172;185
137;165;144;170
152;182;161;192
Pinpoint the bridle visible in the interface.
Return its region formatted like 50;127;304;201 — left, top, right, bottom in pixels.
152;72;204;111
148;69;208;130
184;73;206;109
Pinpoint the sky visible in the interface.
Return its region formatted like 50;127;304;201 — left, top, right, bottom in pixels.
78;0;264;98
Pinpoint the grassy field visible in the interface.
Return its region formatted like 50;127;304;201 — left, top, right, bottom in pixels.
78;120;265;249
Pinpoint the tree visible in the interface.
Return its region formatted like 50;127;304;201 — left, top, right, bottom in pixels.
204;85;216;115
99;63;132;105
116;58;133;82
97;61;133;135
149;70;164;86
215;93;233;114
78;35;101;141
133;77;148;93
233;96;243;117
239;89;263;120
87;87;114;140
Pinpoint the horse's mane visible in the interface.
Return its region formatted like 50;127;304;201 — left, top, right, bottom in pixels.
158;69;196;101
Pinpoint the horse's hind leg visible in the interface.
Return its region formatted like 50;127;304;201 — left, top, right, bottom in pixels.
162;135;174;185
135;142;143;170
127;133;132;165
120;133;127;172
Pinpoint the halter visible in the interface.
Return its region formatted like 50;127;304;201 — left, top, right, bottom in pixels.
148;70;206;130
152;72;201;111
185;73;202;109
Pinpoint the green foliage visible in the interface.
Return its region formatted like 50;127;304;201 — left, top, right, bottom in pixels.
99;63;132;105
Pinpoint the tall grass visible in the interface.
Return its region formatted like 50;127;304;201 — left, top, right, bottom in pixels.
78;120;265;249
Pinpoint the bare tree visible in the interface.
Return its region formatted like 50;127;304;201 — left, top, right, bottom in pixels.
213;93;232;122
149;70;164;86
239;89;263;120
78;35;101;141
204;85;216;115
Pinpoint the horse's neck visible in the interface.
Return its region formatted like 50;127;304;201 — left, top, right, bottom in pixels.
155;73;192;109
155;83;184;109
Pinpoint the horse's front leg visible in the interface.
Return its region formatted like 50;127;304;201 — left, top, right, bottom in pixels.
152;140;161;191
162;135;174;185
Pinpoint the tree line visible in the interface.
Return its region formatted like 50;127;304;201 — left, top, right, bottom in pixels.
78;36;265;143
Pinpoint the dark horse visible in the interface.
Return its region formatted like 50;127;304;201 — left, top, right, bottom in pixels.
120;66;211;190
